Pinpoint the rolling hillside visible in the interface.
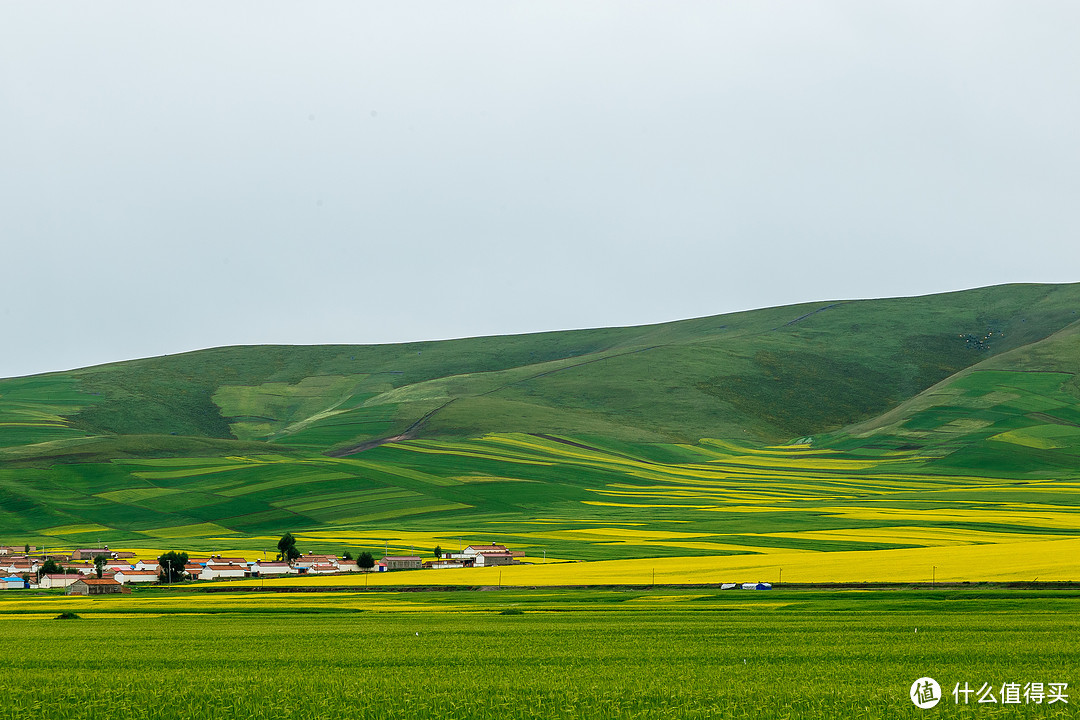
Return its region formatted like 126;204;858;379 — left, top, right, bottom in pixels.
2;282;1080;574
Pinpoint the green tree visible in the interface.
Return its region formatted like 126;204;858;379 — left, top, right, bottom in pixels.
37;559;61;581
357;552;375;570
342;551;353;561
158;551;189;583
433;545;443;559
93;554;107;579
276;533;301;562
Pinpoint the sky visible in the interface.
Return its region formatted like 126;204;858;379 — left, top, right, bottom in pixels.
2;1;1079;379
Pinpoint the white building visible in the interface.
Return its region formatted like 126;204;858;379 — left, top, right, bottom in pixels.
251;561;296;576
463;544;521;568
40;574;85;589
114;570;159;585
306;563;339;575
199;564;247;581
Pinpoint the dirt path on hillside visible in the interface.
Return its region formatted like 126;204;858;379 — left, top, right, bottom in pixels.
325;401;456;457
324;344;662;457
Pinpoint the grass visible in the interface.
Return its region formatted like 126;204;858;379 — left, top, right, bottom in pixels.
0;587;1076;719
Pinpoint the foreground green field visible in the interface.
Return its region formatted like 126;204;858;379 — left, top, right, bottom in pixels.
0;588;1076;719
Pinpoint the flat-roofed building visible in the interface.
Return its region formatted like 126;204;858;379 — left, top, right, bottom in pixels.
380;556;422;571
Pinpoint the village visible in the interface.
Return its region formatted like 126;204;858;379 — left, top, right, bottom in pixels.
0;541;526;595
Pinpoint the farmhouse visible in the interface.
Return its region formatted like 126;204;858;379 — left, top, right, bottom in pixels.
114;570;159;585
72;548;113;560
294;553;339;569
39;574;83;589
1;576;25;590
67;578;123;595
250;561;296;576
380;556;422;571
0;546;35;555
199;564;247;581
0;559;35;575
463;544;522;567
66;563;97;575
208;556;247;565
305;563;339;575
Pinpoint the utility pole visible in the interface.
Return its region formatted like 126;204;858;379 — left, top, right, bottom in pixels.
779;567;782;586
932;566;936;589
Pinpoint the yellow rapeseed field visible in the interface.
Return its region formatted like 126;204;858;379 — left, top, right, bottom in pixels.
207;537;1080;587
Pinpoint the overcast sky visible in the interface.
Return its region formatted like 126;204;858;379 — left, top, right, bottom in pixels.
2;2;1079;379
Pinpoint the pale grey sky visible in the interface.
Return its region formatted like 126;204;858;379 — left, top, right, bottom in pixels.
2;2;1079;379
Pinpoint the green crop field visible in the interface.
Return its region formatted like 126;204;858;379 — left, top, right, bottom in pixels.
0;587;1076;719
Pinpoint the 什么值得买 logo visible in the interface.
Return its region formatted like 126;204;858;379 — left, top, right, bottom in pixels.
911;677;941;709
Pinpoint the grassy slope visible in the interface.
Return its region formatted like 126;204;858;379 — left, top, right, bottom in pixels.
3;282;1080;553
6;282;1079;454
831;316;1080;473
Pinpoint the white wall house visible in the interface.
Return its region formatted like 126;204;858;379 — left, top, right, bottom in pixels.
306;563;339;575
251;561;296;576
66;564;97;575
114;570;159;585
199;564;247;581
0;560;35;576
40;574;84;589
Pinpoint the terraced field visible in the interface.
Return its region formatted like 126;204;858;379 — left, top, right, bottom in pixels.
6;431;1077;584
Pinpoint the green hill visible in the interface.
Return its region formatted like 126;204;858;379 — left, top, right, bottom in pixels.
829;314;1080;473
3;281;1080;559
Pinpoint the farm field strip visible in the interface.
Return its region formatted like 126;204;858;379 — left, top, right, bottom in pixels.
9;432;1080;571
205;536;1080;587
754;527;1068;546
